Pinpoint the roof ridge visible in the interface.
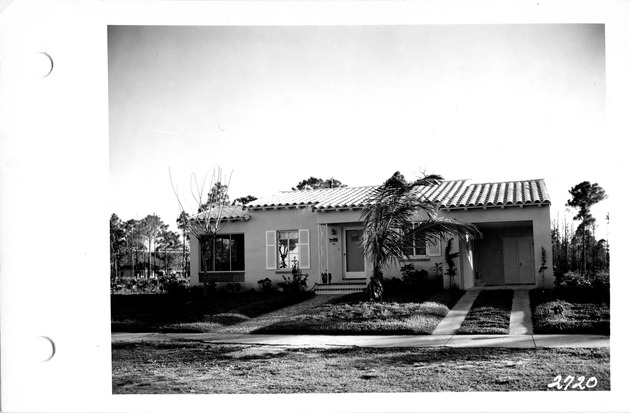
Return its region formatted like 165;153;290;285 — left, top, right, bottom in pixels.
283;185;377;193
470;178;545;185
260;179;544;195
284;179;472;193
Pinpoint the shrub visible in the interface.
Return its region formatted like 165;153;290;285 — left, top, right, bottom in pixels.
257;277;273;292
555;271;610;291
432;262;443;278
278;266;309;293
160;275;189;296
591;273;610;290
383;276;405;296
205;280;217;295
400;264;436;293
401;264;426;288
226;282;242;293
110;277;167;295
444;238;460;288
189;285;205;298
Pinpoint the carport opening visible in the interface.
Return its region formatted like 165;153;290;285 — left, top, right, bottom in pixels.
473;221;534;287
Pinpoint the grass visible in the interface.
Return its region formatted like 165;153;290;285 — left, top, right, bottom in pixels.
112;340;610;393
111;290;315;333
252;289;464;335
530;288;610;335
457;289;514;335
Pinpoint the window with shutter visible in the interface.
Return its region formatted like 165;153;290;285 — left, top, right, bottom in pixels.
265;230;276;270
298;229;310;269
277;230;299;269
268;229;310;270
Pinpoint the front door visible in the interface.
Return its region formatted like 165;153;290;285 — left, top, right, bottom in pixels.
503;237;534;284
343;228;366;279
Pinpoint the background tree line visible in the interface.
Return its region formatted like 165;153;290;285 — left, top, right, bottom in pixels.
552;181;609;279
110;174;344;293
109;212;189;284
110;172;263;287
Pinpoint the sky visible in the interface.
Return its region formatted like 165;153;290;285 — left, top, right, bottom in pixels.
109;24;610;236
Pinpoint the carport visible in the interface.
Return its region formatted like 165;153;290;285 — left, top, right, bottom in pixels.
472;221;535;286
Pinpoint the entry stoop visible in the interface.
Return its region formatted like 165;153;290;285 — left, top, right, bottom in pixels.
314;280;367;295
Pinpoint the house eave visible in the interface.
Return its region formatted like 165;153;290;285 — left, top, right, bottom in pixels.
438;202;550;211
314;205;367;213
249;201;550;213
206;216;251;223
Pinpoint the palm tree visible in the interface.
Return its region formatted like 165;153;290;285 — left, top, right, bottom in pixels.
361;172;482;300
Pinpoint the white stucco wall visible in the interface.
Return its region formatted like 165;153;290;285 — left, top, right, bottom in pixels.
190;204;553;290
190;207;322;290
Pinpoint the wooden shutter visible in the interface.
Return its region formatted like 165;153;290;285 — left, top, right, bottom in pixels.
427;239;442;256
298;229;310;269
265;231;276;270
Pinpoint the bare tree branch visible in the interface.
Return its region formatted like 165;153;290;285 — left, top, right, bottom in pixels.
169;167;187;216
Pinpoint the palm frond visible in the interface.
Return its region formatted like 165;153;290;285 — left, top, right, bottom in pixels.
410;173;443;188
361;171;481;276
404;218;483;246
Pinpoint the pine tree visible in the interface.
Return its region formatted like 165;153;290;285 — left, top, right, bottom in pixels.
566;182;607;276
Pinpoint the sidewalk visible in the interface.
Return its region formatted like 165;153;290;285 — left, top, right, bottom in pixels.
111;331;610;348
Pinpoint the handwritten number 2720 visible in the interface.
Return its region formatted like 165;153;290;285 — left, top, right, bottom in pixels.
548;375;597;390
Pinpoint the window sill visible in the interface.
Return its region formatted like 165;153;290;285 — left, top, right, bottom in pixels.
199;272;245;283
200;271;245;274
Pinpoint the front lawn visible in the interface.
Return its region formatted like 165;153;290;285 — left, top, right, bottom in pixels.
112;340;610;393
252;289;464;335
530;288;609;335
111;290;315;333
457;289;514;335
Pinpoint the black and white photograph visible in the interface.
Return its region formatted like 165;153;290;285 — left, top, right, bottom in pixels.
1;1;629;412
109;23;611;392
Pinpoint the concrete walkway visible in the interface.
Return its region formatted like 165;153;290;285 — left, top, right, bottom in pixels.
433;287;535;336
112;331;609;348
432;290;480;335
214;294;335;334
509;289;534;335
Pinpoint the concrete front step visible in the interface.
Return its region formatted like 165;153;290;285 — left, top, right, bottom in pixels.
315;288;366;295
314;281;367;295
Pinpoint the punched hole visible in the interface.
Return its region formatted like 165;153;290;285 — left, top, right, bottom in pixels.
33;336;56;362
33;52;54;78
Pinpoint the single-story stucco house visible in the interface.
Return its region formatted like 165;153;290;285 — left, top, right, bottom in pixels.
189;178;553;294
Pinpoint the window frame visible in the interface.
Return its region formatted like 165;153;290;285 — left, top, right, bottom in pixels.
200;233;245;272
266;229;310;271
405;223;442;258
276;230;300;270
